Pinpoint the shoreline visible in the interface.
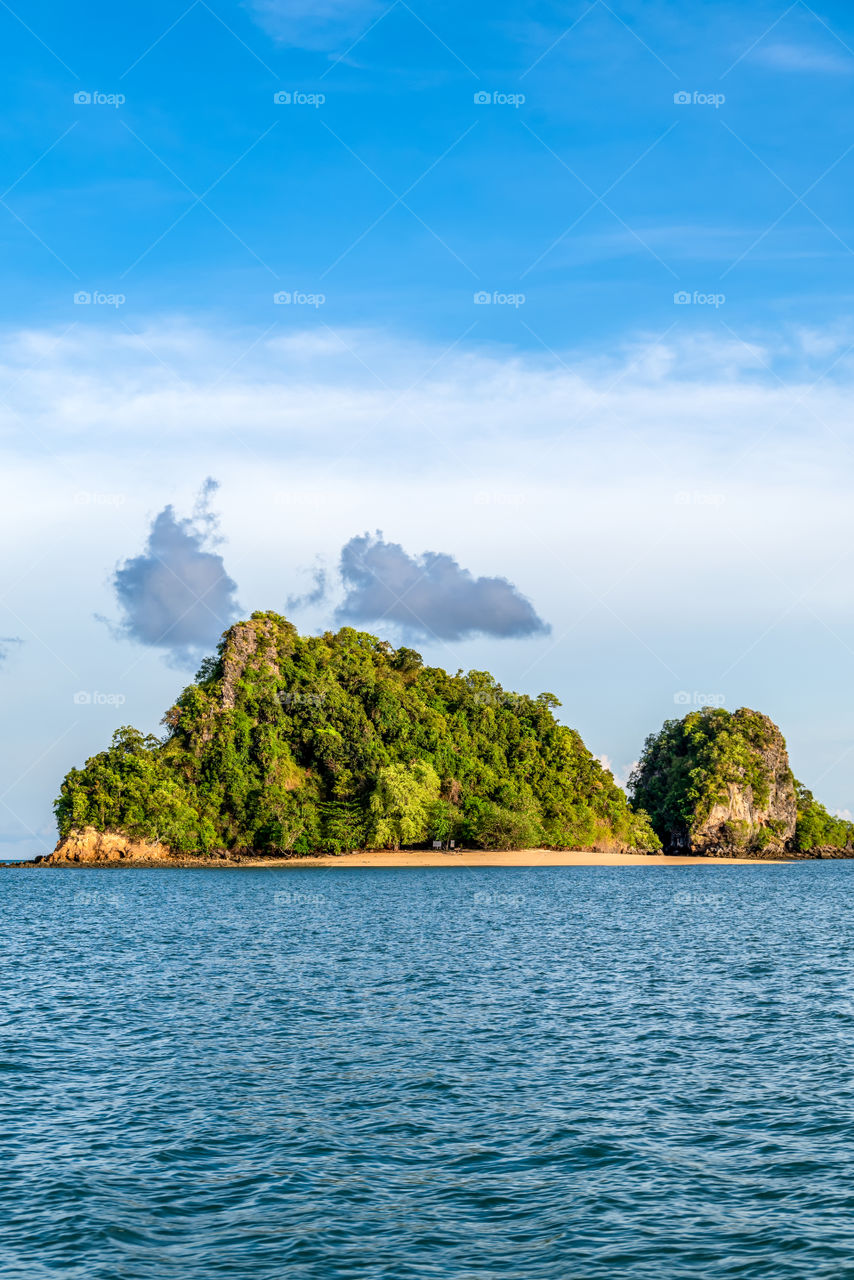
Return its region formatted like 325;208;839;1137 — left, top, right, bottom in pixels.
3;847;802;869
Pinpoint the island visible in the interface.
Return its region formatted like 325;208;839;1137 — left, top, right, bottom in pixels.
9;611;852;867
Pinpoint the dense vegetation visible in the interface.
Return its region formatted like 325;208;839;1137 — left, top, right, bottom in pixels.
56;612;659;856
794;782;854;852
630;707;852;854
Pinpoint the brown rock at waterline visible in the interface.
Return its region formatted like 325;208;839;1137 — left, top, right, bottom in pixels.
45;826;173;865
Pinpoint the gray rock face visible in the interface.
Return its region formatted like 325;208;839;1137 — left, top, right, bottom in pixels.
220;616;289;709
694;783;796;856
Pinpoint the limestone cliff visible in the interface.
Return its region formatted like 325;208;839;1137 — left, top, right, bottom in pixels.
690;717;797;856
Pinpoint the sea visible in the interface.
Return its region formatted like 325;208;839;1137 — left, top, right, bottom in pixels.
3;862;854;1279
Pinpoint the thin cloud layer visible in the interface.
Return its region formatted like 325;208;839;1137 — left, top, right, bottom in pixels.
4;324;854;478
113;480;240;667
249;0;380;49
756;42;853;74
334;532;550;642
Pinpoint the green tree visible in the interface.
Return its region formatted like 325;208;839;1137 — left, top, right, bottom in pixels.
795;782;853;852
319;798;368;854
474;800;543;851
369;761;441;849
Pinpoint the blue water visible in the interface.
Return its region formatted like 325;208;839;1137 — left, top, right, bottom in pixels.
3;864;854;1279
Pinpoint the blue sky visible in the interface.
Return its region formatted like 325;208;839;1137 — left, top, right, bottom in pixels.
2;0;854;855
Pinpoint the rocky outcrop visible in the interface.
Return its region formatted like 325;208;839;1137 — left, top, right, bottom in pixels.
689;716;796;857
221;616;290;709
45;827;173;865
39;827;270;867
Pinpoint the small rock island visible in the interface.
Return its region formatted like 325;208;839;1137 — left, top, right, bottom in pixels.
632;708;852;858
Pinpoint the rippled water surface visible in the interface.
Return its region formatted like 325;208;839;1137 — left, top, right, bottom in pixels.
3;863;854;1278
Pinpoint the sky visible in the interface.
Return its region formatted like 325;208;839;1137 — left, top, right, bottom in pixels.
2;0;854;856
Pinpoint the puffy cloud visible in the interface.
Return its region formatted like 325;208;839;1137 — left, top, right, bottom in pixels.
333;531;549;641
112;479;240;667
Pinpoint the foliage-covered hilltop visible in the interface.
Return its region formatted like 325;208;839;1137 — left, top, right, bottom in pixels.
56;613;659;856
630;707;853;857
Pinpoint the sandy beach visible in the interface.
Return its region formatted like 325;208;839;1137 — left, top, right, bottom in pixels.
251;848;786;869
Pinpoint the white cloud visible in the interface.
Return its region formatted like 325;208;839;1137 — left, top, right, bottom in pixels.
598;755;638;792
619;761;639;792
2;317;854;644
3;319;854;639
